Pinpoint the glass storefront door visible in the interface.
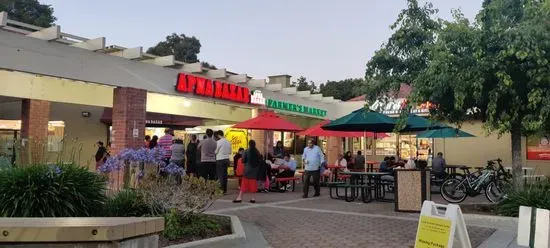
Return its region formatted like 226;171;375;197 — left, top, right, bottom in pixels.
0;130;17;165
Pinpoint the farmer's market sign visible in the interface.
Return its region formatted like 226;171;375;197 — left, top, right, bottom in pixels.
266;99;327;117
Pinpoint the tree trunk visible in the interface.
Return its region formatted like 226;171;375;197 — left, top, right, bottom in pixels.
511;123;523;189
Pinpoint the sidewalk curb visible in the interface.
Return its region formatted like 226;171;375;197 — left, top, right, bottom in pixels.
164;215;246;248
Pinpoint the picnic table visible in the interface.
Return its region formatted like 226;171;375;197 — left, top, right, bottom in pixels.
336;171;394;203
326;164;347;182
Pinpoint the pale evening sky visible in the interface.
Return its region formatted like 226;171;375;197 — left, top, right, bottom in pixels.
40;0;482;84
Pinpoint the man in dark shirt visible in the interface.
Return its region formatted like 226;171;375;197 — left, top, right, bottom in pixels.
431;152;447;179
186;134;198;177
354;151;366;171
95;141;108;170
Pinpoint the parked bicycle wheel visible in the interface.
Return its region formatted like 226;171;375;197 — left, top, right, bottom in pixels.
485;180;510;203
441;178;468;203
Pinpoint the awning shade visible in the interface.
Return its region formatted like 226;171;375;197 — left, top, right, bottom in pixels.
232;111;303;132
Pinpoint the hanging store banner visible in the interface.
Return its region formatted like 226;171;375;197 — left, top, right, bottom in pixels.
176;73;251;104
527;134;550;160
266;99;327;117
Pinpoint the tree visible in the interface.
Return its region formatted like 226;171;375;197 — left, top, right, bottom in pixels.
368;0;550;187
0;0;56;27
362;0;440;104
319;78;363;101
147;33;201;63
292;76;317;93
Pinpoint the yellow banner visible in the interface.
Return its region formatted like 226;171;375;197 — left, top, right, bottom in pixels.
225;128;248;156
415;215;452;248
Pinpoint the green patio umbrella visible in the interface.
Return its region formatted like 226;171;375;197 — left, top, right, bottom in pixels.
322;108;399;133
416;127;475;155
398;114;448;132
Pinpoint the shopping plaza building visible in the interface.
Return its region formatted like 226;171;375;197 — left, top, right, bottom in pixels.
0;12;548;176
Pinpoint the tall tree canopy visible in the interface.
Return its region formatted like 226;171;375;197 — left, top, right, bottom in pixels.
363;0;550;187
147;33;202;63
362;0;440;103
0;0;56;27
292;76;317;93
319;78;363;101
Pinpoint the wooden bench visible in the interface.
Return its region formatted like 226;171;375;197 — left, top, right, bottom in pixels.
274;177;300;192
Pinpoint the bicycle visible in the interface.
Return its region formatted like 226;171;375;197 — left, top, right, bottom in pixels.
440;159;511;203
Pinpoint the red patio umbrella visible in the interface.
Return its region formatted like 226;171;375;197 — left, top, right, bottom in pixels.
232;111;303;132
297;120;388;138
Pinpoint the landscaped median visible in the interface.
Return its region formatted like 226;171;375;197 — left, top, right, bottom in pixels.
0;147;237;247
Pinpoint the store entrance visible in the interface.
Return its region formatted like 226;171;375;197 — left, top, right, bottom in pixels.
0;130;18;165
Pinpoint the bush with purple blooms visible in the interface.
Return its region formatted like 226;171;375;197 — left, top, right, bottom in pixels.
0;163;106;217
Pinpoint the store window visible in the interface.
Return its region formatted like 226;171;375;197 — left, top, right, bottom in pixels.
375;133;397;156
398;134;433;160
47;121;65;152
352;137;374;155
273;131;297;154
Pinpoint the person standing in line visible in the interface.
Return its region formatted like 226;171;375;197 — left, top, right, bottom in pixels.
149;135;159;149
302;139;325;198
186;134;199;177
95;141;109;170
233;140;261;203
198;129;217;180
144;135;151;148
215;130;232;194
158;128;173;165
170;137;185;167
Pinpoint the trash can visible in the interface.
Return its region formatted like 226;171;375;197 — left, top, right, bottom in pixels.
394;169;431;212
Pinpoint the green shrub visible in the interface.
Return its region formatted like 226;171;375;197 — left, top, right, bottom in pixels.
103;189;151;217
162;210;224;241
0;164;107;217
497;182;550;217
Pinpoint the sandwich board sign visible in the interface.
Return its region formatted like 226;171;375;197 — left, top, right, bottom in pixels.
517;206;549;248
414;201;471;248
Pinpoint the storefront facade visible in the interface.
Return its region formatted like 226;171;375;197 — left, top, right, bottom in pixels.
0;14;348;169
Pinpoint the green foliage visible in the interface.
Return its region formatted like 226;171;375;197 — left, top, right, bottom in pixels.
163;210;224;241
0;0;56;27
291;76;317;93
362;0;440;103
147;33;202;63
0;164;106;217
102;189;151;217
319;78;363;101
497;181;550;217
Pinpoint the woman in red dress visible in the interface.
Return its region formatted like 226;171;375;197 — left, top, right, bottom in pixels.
233;140;261;203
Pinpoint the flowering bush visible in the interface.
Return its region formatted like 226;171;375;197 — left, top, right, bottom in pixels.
0;163;106;217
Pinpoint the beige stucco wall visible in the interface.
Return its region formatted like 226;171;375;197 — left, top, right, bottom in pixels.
0;101;107;170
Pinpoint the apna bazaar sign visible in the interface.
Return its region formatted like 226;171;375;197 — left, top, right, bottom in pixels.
266;99;327;117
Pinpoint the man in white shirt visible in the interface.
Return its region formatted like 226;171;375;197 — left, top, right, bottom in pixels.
215;130;232;194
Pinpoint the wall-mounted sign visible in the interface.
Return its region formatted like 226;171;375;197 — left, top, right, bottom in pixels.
370;98;434;116
146;120;163;125
527;134;550;160
250;90;266;105
176;73;250;104
266;99;327;117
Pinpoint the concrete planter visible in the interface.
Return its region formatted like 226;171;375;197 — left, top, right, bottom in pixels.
164;215;246;248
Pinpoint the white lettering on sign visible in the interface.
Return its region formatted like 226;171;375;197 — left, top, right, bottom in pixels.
146;120;163;125
250;90;266;105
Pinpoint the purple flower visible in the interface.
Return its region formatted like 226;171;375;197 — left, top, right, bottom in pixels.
98;157;122;173
48;165;62;175
161;162;185;175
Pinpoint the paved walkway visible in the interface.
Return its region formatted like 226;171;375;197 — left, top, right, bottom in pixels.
207;183;516;248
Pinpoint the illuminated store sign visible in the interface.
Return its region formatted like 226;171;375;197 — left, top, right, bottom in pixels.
370;98;434;115
176;73;250;104
250;90;266;105
266;99;327;117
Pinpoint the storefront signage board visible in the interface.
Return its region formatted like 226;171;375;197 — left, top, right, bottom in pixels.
176;73;250;104
266;99;327;117
250;90;266;105
225;128;249;155
371;98;434;116
527;134;550;160
414;201;471;248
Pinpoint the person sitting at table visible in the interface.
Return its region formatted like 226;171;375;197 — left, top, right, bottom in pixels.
273;141;284;159
335;154;350;173
320;153;331;180
344;151;353;169
431;152;447;179
354;151;366;171
379;156;395;182
276;154;296;178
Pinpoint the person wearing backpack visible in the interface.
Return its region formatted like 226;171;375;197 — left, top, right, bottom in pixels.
233;140;261;203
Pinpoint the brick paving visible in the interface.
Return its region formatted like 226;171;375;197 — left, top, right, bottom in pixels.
208;185;497;248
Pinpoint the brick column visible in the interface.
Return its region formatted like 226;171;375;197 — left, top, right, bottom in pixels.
111;87;147;155
326;136;342;166
20;99;51;166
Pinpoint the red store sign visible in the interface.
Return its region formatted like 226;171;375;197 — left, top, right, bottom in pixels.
176;73;251;104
